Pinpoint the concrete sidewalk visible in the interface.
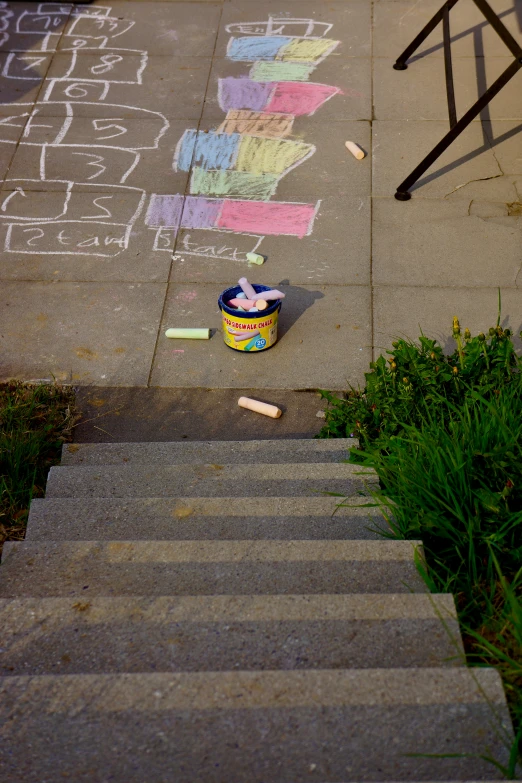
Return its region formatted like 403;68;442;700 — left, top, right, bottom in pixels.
0;0;521;391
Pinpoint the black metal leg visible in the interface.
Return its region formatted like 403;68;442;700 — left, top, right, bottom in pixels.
443;5;458;127
394;58;522;200
393;0;460;69
472;0;522;57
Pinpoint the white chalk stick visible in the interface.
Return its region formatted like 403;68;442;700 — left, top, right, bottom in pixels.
165;328;210;340
238;396;282;419
238;277;257;299
345;141;366;160
251;289;285;302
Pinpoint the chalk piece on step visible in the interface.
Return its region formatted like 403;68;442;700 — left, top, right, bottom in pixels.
345;140;366;160
316;410;326;418
238;396;282;418
246;252;265;265
165;328;210;340
238;277;257;299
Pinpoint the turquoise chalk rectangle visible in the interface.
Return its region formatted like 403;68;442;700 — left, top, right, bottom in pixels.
175;129;197;172
227;36;292;61
176;131;241;173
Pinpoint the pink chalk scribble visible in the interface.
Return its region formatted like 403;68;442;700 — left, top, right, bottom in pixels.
266;81;342;116
218;200;318;238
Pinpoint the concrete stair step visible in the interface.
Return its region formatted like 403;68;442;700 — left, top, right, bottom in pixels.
0;540;426;597
44;462;377;498
0;668;512;781
61;438;357;466
26;496;387;541
0;594;462;675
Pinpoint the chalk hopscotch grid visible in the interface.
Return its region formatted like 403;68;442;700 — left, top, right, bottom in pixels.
0;3;344;261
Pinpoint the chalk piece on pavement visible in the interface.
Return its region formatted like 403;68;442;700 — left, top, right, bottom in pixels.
345;140;366;160
238;396;282;419
165;328;210;340
246;252;265;265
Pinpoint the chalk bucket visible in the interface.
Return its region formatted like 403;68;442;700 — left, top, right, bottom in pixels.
219;284;282;352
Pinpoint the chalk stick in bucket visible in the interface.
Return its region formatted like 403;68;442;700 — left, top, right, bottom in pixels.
238;396;282;418
165;328;210;340
238;277;257;299
228;298;267;311
251;290;285;302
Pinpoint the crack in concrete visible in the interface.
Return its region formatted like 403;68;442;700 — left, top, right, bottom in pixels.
514;262;522;289
443;173;504;199
489;144;505;177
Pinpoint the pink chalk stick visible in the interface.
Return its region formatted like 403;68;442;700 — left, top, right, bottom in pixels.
228;298;259;310
238;277;257;299
219;201;317;239
251;290;285;302
234;330;260;342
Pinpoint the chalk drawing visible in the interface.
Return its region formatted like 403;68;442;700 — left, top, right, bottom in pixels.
0;7;345;262
0;3;170;259
146;15;343;259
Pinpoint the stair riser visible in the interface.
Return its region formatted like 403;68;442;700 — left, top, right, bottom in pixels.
61;439;357;466
0;618;462;675
45;462;376;499
0;561;427;598
0;703;510;782
27;497;387;541
45;478;374;499
27;516;386;541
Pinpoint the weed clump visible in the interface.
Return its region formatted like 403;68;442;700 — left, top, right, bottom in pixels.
0;381;76;555
318;308;522;771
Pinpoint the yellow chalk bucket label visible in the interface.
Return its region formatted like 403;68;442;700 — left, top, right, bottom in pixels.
222;310;279;352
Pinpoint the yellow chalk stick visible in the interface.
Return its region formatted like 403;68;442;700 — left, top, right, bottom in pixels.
246;252;265;265
165;328;210;340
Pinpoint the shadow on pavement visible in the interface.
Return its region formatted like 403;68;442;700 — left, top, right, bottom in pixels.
276;280;324;340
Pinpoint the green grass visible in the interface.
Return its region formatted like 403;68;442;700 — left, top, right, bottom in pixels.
318;310;522;773
0;381;76;556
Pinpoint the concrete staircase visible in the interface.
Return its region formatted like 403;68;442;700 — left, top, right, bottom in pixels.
0;438;515;782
